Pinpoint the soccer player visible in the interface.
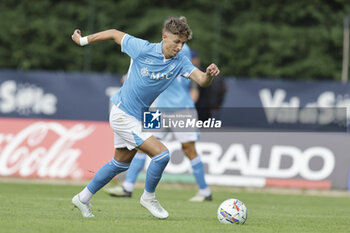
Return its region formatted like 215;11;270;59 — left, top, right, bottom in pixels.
105;44;212;202
71;16;220;219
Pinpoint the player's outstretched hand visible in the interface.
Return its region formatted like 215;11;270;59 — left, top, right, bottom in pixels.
206;64;220;77
71;29;82;45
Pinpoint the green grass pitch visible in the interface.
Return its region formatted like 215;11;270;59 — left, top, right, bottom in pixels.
0;181;349;233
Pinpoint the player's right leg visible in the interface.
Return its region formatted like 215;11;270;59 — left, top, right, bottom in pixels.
73;104;146;218
72;147;136;217
104;151;147;197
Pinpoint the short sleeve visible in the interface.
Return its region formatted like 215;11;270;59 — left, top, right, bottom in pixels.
180;56;196;79
121;34;149;59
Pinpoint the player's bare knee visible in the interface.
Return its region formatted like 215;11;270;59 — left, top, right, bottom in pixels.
139;136;168;157
114;148;136;163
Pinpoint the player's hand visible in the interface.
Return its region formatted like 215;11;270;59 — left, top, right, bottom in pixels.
206;64;220;77
71;29;82;45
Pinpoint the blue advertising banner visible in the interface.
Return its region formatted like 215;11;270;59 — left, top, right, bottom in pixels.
0;70;122;121
222;78;350;108
1;70;349;131
219;78;350;132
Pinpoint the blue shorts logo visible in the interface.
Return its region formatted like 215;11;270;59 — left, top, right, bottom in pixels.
143;110;161;129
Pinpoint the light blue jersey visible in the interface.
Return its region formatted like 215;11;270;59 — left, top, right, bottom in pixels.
111;34;196;121
156;44;195;109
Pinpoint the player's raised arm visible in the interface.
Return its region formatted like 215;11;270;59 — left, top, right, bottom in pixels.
71;29;126;46
190;63;220;87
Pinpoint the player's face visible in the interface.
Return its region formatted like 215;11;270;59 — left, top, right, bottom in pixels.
162;32;187;59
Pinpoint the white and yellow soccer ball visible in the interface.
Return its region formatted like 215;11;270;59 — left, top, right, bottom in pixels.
217;199;247;225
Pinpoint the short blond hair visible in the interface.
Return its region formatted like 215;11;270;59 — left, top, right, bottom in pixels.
163;16;192;40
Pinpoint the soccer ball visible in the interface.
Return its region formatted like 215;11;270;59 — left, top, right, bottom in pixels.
217;199;247;225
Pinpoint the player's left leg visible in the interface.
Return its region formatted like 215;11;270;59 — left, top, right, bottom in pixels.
138;136;170;219
181;141;212;202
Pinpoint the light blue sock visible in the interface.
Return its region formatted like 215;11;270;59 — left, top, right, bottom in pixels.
191;156;208;189
145;150;170;193
87;158;130;194
125;152;147;184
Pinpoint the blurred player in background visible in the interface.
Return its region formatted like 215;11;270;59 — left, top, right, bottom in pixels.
105;44;212;202
70;16;220;219
193;50;226;121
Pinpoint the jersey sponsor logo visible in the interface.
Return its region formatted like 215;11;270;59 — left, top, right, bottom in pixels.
149;71;174;80
140;67;174;80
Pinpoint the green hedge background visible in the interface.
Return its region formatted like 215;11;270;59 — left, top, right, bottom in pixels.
1;0;349;80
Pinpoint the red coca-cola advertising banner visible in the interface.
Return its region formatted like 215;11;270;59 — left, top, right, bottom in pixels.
0;118;114;180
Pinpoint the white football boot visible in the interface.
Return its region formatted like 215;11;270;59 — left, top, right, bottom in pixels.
72;194;95;218
140;196;169;219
